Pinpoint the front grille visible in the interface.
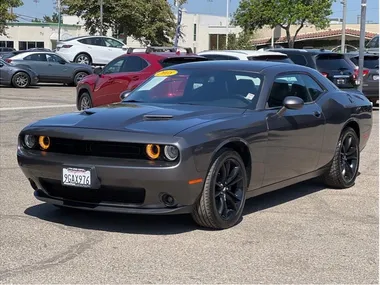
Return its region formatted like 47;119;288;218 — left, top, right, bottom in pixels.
46;137;146;159
40;178;145;205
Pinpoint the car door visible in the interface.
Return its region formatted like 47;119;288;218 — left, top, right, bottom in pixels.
22;53;50;80
92;56;128;106
46;54;71;81
103;37;127;62
262;72;325;186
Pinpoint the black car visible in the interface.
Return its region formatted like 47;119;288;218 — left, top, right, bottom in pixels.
17;60;373;229
268;48;361;90
346;52;379;105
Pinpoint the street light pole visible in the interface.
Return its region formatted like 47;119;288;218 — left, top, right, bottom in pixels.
341;0;347;53
57;0;61;43
358;0;367;92
226;0;229;48
100;0;103;36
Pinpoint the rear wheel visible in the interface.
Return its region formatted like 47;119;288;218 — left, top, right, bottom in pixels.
12;72;30;88
74;53;92;65
322;127;360;188
191;149;247;229
78;92;93;110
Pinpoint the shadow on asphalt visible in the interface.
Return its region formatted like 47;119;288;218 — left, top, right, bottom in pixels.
24;177;335;234
0;85;40;89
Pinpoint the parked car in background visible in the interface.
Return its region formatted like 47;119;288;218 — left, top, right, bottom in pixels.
0;48;50;60
6;51;93;86
269;48;364;91
0;47;16;57
198;50;293;63
55;35;128;66
346;52;379;105
76;47;208;110
0;58;39;88
366;34;379;55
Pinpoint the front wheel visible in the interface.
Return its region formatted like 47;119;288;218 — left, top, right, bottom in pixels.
12;72;30;88
322;127;360;188
191;149;247;229
78;92;93;110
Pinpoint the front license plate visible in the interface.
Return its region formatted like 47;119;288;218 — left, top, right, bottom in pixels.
336;79;346;85
62;167;91;188
373;75;379;80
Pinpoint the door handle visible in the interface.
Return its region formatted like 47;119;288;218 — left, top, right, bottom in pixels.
313;111;321;118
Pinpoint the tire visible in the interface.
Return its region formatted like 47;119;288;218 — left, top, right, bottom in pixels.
191;148;248;229
322;127;360;188
11;72;30;88
72;71;89;86
78;92;93;110
74;53;92;65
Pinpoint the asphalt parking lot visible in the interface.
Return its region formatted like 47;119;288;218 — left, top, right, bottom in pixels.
0;85;378;284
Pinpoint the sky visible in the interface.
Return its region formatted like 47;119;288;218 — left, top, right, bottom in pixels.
14;0;380;24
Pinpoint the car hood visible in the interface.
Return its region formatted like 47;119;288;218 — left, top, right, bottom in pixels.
30;103;245;135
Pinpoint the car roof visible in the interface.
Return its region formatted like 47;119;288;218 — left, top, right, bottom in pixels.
10;51;57;59
198;50;288;57
269;48;338;55
163;59;300;72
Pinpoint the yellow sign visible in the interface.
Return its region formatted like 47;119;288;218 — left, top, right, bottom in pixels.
154;70;178;77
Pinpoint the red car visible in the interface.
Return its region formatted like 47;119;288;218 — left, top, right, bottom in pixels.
76;47;208;110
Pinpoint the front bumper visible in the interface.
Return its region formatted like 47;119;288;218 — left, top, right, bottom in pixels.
17;148;205;215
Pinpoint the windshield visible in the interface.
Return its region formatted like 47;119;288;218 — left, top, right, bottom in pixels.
123;68;264;109
316;54;354;70
350;56;379;69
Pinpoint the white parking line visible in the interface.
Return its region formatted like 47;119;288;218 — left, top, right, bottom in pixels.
0;104;75;111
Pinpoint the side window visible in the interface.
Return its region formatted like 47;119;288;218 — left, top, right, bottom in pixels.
46;54;65;62
24;53;47;61
103;58;125;74
367;36;379;48
122;56;149;72
267;74;312;108
300;74;325;100
104;38;124;48
288;54;308;66
79;37;105;46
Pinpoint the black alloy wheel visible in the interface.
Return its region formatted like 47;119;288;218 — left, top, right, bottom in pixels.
322;127;360;188
192;149;247;229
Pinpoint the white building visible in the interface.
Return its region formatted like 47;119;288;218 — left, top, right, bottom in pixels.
0;10;241;52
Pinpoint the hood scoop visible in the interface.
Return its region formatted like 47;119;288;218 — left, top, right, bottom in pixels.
143;114;174;121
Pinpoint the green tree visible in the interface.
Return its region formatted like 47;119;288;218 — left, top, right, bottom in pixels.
43;12;61;23
226;30;255;50
0;0;23;36
62;0;177;45
232;0;333;48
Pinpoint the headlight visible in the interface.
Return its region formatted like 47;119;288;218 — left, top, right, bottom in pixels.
23;135;37;149
38;136;51;150
164;145;179;161
146;144;160;159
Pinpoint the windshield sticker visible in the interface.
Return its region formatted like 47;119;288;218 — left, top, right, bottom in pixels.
155;70;178;77
245;93;255;100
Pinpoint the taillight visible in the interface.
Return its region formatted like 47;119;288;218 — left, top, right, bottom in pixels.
321;72;328;77
5;58;12;63
61;45;72;48
353;67;369;79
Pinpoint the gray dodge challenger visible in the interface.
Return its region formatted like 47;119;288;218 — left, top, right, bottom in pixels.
17;60;373;229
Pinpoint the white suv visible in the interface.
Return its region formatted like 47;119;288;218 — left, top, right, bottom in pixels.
55;36;128;66
197;50;293;63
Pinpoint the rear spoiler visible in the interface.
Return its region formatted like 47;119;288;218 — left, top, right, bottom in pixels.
126;46;193;54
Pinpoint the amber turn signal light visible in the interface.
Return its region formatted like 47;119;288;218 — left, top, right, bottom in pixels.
38;136;50;150
146;144;160;159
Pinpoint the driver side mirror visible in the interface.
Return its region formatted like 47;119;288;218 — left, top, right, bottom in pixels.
94;67;103;75
276;96;304;116
120;90;130;100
